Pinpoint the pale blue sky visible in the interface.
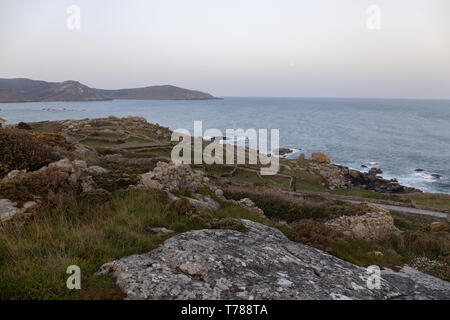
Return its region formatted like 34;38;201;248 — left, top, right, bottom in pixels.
1;0;449;98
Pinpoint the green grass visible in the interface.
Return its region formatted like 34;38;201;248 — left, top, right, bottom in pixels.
82;138;121;147
262;175;291;189
293;169;325;192
412;198;450;210
330;188;410;203
0;187;274;299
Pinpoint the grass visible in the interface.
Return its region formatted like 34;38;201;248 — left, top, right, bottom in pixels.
330;188;410;203
82;139;121;147
293;169;325;192
411;198;450;210
0;187;273;299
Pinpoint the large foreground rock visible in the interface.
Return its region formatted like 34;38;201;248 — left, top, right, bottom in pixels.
97;220;449;300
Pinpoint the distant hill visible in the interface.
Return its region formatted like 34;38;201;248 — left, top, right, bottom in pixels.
0;79;110;102
0;78;218;102
96;85;216;100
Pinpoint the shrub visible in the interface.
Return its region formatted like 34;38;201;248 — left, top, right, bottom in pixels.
32;132;75;151
167;198;196;215
291;219;346;251
212;218;248;232
81;188;111;206
223;187;365;222
0;166;82;204
0;129;58;177
16;122;32;130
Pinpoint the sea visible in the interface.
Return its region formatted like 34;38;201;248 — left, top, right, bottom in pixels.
1;97;449;194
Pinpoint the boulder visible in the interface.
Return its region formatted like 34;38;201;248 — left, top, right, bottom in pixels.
298;153;305;160
325;204;399;241
0;199;21;222
97;219;449;300
86;166;110;175
165;192;220;212
311;152;330;164
44;158;95;193
368;168;383;176
139;162;205;192
150;227;175;237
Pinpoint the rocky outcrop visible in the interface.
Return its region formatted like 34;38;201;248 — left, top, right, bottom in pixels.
0;199;21;222
45;158;95;193
325;204;399;241
311;152;331;164
97;219;449;300
342;167;420;193
273;148;293;156
0;199;37;223
139;161;208;192
167;191;221;212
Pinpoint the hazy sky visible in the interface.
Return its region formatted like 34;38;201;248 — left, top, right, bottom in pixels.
1;0;449;99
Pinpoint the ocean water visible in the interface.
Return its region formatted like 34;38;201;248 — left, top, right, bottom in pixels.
1;97;449;194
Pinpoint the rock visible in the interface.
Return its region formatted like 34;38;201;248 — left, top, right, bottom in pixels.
150;227;175;237
187;196;221;212
342;166;421;194
298;153;305;160
72;143;99;165
3;169;26;181
44;158;95;193
361;164;367;168
192;193;221;211
311;152;330;164
415;168;424;172
215;189;224;197
22;201;38;211
431;174;442;179
325;204;399;241
97;219;450;300
73;160;88;170
166;192;220;212
86;166;110;175
430;222;448;231
273;148;293;156
140;177;163;190
0;199;21;222
371;251;384;257
139;162;206;192
368;168;383;176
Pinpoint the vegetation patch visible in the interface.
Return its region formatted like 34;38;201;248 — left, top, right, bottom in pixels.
0;129;59;177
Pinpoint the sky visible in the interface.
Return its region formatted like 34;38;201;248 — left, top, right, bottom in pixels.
0;0;449;99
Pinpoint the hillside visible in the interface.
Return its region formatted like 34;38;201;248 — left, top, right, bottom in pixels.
0;78;217;102
96;85;217;100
